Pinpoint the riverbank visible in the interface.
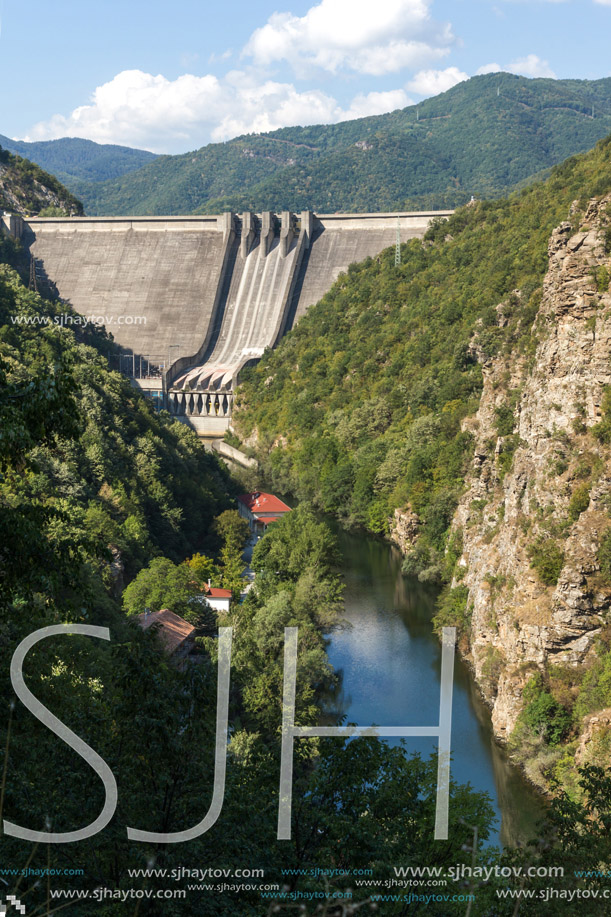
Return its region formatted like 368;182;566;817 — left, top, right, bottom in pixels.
320;520;547;847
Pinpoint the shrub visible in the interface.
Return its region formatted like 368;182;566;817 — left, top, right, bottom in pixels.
528;537;565;586
494;403;516;437
481;646;504;695
592;388;611;444
402;541;434;578
598;528;611;581
568;483;590;522
592;265;611;292
433;584;471;637
522;675;572;745
496;433;522;479
574;650;611;722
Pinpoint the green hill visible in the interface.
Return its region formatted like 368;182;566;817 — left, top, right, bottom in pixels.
0;134;157;189
233;134;611;545
0;161;504;916
74;73;611;215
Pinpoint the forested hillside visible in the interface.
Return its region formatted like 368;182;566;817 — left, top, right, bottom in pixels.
2;135;611;914
73;74;611;215
234;138;611;549
233;134;611;810
0;134;157;189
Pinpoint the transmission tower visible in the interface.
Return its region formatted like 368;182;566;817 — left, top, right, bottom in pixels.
28;255;38;292
395;218;401;266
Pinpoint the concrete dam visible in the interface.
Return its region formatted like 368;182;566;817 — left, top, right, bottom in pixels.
12;209;452;434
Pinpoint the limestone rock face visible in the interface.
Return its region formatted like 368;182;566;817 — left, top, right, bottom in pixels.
0;163;80;216
389;506;421;554
575;708;611;766
453;195;611;740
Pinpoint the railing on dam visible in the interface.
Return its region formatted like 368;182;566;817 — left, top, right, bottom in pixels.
108;353;167;379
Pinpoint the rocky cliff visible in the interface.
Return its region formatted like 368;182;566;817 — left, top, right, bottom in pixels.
451;194;611;779
0;146;82;216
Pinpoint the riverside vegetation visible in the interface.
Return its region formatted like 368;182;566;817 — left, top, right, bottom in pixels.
233;135;611;816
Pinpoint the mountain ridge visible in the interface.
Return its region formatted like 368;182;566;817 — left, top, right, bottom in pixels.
48;73;611;216
0;134;157;189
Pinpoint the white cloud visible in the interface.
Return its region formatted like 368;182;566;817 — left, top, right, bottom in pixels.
475;55;556;80
594;0;611;5
23;69;414;152
476;63;502;75
341;89;414;119
210;73;345;141
25;71;226;151
23;0;462;152
243;0;455;75
507;54;556;78
406;66;468;96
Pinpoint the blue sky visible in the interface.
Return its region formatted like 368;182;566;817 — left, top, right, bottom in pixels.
1;0;611;154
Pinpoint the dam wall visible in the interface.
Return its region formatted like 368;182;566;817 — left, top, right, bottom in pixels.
21;209;452;434
290;212;439;322
24;214;233;373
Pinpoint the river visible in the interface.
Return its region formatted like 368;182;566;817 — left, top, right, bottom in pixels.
322;523;546;847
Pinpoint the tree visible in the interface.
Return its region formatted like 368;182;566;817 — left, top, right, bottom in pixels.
214;510;250;600
122;556;204;623
185;551;222;588
490;766;611;915
213;509;250;555
252;503;339;582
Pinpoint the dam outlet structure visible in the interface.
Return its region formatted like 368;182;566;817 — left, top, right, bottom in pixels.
9;208;452;435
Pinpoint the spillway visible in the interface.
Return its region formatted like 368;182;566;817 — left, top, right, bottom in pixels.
170;212;304;399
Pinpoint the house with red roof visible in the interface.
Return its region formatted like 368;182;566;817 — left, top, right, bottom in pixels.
237;491;291;535
202;584;232;614
136;609;196;663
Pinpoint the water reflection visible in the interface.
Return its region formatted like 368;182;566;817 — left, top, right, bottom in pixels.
322;523;546;847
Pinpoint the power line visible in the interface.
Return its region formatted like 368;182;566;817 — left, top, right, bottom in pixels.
395;218;401;266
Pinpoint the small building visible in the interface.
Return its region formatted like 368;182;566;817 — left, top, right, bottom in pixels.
237;491;291;534
136;609;196;660
203;584;232;614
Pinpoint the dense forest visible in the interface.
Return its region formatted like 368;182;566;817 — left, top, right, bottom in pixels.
0;134;157;189
0;237;501;914
232;136;611;807
60;73;611;216
234;135;611;563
